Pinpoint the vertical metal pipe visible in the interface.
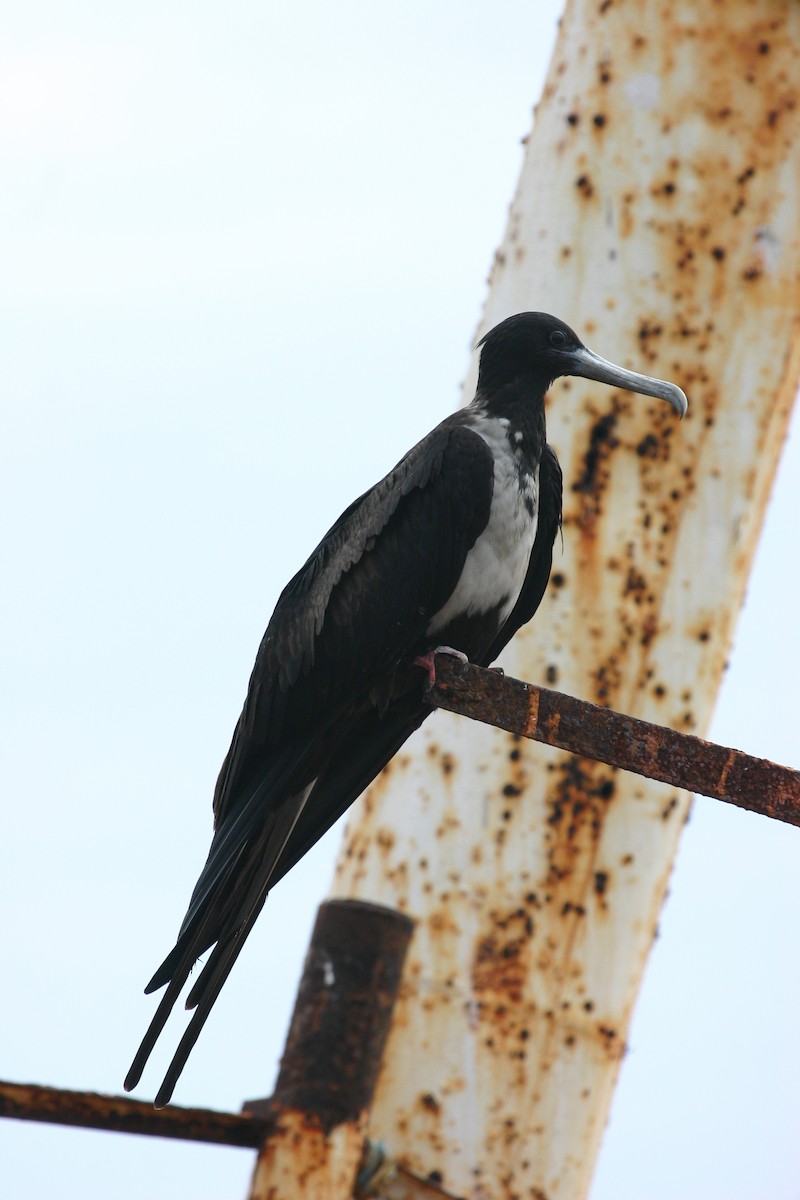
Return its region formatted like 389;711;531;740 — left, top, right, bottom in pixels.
247;899;413;1200
330;2;800;1197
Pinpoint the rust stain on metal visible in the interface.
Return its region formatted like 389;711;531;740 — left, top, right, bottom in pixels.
472;909;534;1009
419;1092;441;1115
572;410;620;501
522;687;540;738
717;747;738;795
546;711;561;741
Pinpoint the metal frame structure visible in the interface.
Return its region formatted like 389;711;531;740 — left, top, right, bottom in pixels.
3;671;799;1194
5;3;798;1197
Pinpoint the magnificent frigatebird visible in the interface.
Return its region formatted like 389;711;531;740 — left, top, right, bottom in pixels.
125;312;687;1106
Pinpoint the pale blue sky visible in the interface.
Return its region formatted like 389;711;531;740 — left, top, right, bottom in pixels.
2;4;799;1198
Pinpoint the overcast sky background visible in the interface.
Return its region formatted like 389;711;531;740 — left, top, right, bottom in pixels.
2;3;799;1198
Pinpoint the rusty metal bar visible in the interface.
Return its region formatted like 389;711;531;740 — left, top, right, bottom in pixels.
0;1079;270;1148
246;898;414;1200
428;655;800;826
0;1076;452;1200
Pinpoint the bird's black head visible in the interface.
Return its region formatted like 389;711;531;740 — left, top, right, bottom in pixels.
476;312;585;397
475;311;688;417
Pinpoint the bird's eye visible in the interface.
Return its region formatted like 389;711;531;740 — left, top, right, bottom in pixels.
549;329;567;348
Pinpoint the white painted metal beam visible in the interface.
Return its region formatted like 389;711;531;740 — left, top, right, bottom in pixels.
330;3;800;1196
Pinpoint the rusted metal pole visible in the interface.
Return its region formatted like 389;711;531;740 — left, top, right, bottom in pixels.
427;655;800;824
330;3;800;1197
246;898;413;1200
0;1079;270;1148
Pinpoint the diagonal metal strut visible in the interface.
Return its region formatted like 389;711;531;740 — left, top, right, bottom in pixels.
426;654;800;827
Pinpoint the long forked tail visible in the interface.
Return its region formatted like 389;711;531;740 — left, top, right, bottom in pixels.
126;874;270;1107
124;780;315;1106
123;899;218;1097
125;697;431;1105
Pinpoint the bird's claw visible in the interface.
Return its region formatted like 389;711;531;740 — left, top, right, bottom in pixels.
414;646;469;688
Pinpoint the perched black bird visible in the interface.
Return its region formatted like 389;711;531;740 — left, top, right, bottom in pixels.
125;312;687;1106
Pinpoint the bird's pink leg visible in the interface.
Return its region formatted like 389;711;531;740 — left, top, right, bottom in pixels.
413;645;469;686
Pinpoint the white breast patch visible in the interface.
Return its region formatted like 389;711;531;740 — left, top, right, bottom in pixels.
427;417;539;637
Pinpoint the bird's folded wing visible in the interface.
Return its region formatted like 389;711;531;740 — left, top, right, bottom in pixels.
213;419;496;826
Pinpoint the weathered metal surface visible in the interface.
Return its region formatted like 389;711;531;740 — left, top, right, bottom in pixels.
427;655;800;824
355;1140;461;1199
330;2;800;1198
247;899;413;1199
367;1169;457;1200
0;1079;271;1148
249;1110;367;1200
